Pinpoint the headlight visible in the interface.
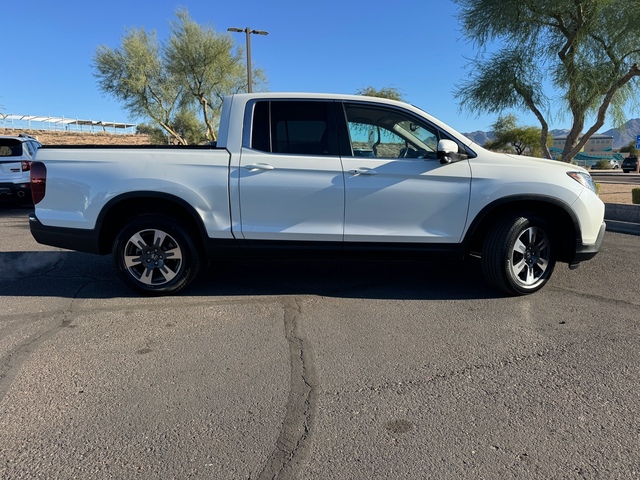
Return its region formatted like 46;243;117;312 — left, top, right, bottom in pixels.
567;171;597;194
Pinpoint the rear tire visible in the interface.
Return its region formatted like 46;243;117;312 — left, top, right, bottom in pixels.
113;214;201;295
481;214;556;295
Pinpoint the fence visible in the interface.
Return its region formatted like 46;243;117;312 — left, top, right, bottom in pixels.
0;114;136;134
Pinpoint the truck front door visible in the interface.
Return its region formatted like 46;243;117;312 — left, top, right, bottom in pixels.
340;102;472;244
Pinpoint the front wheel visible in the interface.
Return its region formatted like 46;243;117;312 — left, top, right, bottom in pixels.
481;215;556;295
113;215;201;295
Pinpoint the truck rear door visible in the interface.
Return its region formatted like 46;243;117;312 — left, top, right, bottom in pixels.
235;100;345;242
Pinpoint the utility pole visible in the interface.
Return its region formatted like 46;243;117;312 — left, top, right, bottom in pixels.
227;27;268;93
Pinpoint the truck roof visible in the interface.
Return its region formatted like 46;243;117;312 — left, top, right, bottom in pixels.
222;92;475;149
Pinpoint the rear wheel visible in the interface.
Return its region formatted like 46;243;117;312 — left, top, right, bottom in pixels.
481;214;556;295
113;215;201;295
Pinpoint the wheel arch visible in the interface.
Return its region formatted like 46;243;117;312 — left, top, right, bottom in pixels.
463;195;579;264
94;191;207;255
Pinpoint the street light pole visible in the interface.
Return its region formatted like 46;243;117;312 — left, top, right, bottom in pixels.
227;27;268;93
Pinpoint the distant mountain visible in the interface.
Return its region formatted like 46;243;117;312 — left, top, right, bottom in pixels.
464;118;640;149
463;130;494;145
602;118;640;149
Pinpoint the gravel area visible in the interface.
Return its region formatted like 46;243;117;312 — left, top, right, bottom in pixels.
598;182;638;204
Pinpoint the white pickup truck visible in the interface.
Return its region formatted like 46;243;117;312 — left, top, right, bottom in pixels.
29;93;605;296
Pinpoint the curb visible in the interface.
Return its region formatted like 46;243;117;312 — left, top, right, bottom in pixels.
604;203;640;236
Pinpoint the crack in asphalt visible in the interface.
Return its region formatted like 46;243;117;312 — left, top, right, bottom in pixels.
549;285;640;308
258;297;318;480
0;278;91;404
327;346;561;398
0;314;68;403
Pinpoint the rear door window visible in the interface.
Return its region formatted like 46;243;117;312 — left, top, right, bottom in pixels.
250;100;339;156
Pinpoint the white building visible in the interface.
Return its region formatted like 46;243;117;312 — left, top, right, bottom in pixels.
551;134;616;166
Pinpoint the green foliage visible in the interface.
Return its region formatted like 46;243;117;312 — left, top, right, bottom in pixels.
172;109;207;145
136;123;168;144
594;159;612;170
93;9;266;144
484;114;549;157
454;0;640;164
165;9;266;141
620;141;638;156
633;187;640;205
136;110;207;144
356;86;405;102
94;28;185;141
135;124;158;135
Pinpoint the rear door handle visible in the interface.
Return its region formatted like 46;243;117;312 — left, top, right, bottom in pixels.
244;163;275;171
348;168;378;176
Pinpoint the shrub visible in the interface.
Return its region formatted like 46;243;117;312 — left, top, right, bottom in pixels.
633;187;640;205
593;159;611;170
595;183;601;195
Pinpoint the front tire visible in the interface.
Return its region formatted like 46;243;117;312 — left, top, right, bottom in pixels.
113;215;201;295
481;214;556;295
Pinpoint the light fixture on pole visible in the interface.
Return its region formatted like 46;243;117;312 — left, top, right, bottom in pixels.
227;27;268;93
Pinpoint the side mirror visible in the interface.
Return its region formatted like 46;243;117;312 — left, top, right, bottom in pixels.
438;139;468;164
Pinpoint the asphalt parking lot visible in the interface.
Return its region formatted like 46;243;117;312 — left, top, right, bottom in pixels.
1;204;639;479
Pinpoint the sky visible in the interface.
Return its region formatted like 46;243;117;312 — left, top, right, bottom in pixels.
0;0;625;134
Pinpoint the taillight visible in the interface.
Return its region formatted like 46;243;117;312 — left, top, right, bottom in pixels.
21;161;32;172
30;161;47;204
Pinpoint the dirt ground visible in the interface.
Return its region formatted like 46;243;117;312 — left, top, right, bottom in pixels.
598;183;638;204
0;128;151;146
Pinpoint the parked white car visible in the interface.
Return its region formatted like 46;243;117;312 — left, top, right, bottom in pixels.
0;134;41;203
28;93;606;296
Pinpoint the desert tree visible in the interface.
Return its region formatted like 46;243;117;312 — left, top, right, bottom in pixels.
94;29;187;144
171;109;208;145
484;114;550;157
94;9;267;144
136;109;205;145
165;9;266;141
619;140;638;156
454;0;640;163
356;86;405;102
136;123;168;144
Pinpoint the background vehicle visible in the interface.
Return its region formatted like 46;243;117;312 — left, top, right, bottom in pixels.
28;93;606;296
621;155;638;173
590;159;619;170
0;134;41;203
